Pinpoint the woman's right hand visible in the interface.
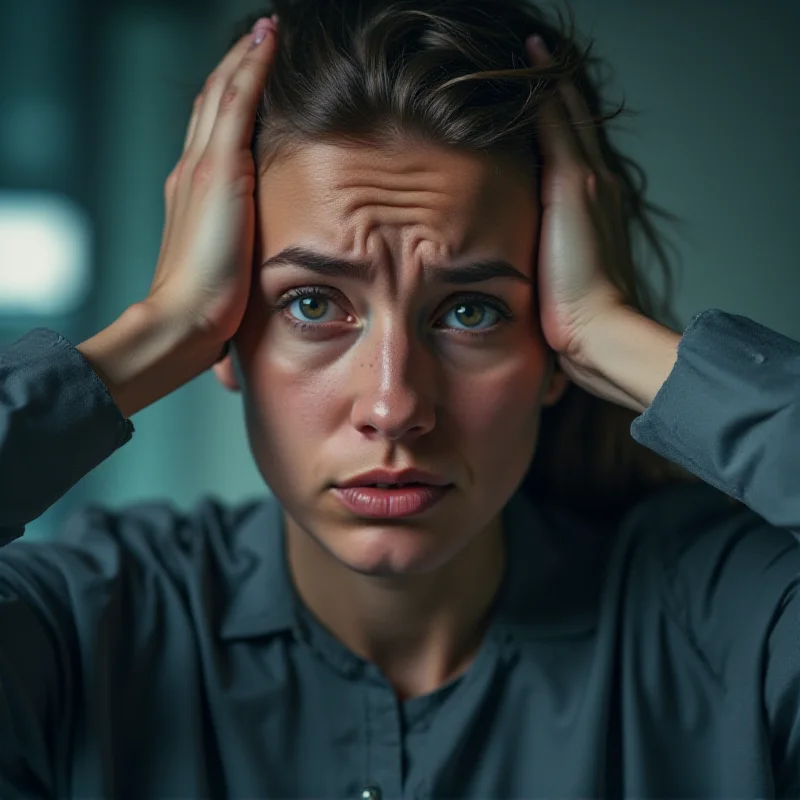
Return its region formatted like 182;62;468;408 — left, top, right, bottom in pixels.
146;15;279;347
76;17;278;418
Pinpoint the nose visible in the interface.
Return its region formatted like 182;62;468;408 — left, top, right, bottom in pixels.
350;321;437;442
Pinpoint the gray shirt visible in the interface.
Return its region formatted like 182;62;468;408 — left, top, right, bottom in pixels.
0;308;798;799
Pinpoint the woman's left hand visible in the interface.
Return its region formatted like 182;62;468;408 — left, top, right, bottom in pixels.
526;34;631;366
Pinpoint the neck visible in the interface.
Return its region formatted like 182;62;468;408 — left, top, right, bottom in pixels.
285;512;506;700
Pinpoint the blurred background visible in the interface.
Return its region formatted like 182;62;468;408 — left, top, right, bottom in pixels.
1;0;798;540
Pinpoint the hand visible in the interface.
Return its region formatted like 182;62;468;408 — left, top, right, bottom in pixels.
526;34;630;365
146;16;279;347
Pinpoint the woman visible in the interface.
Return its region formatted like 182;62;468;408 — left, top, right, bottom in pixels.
1;0;797;797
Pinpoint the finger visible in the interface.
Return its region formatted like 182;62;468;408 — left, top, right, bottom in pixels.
182;92;204;155
158;168;177;265
526;35;586;174
527;35;605;173
207;21;278;162
184;25;267;160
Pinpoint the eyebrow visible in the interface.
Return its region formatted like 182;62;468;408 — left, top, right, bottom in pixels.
260;246;533;286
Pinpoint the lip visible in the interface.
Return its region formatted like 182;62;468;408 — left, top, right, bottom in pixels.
332;485;452;518
336;468;451;489
332;467;454;519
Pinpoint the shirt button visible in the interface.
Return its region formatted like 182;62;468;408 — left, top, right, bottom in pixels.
361;787;382;800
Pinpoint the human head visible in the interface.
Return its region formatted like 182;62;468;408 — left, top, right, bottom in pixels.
214;0;696;578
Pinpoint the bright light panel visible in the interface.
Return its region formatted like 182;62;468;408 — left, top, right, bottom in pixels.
0;191;92;315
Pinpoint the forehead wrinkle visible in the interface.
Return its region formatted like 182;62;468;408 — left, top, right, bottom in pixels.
340;187;457;214
332;162;469;189
334;176;479;257
311;220;455;296
340;208;467;277
326;154;488;212
333;174;471;227
260;141;536;287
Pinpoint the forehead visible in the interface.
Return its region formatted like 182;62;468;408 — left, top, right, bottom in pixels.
258;140;538;262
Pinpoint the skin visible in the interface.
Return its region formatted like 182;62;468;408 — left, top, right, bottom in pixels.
214;140;569;699
81;24;681;701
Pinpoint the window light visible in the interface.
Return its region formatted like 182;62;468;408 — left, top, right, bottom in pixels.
0;191;91;315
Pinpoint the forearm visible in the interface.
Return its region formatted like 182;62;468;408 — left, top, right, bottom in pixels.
564;306;681;414
77;302;222;418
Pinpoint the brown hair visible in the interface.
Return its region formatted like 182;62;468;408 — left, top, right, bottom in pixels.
230;0;703;521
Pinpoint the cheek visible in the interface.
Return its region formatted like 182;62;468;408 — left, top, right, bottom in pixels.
246;344;344;438
232;301;341;478
448;357;543;445
239;357;342;498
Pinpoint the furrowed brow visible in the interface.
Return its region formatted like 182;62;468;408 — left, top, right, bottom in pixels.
261;247;373;281
430;260;533;287
261;247;533;286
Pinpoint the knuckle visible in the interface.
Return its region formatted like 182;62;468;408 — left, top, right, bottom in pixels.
172;159;189;183
218;84;241;112
164;168;179;196
191;156;215;186
204;72;220;94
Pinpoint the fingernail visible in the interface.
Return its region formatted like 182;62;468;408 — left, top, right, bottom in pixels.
251;17;273;45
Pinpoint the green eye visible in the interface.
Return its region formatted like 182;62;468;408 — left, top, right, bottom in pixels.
455;303;486;327
442;301;499;331
291;296;329;321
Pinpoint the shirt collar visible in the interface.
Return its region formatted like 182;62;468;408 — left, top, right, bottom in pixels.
218;494;298;640
218;490;614;643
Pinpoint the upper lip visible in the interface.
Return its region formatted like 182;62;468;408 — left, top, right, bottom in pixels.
336;468;452;488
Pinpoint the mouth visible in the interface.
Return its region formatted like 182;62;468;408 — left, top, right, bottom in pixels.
332;467;453;518
331;483;452;519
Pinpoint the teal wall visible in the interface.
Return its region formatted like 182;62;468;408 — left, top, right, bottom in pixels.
1;0;797;539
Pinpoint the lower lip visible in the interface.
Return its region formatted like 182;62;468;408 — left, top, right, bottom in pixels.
332;485;452;518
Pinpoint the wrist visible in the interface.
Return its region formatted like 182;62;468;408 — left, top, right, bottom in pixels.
568;303;640;369
77;301;224;418
564;306;681;413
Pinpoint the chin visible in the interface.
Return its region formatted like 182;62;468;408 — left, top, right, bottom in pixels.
329;525;458;577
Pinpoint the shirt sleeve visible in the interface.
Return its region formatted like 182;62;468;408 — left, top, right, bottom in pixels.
0;328;134;544
762;573;800;795
0;328;134;797
630;309;800;534
0;543;78;799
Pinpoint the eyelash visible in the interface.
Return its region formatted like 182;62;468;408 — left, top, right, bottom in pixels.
272;286;515;338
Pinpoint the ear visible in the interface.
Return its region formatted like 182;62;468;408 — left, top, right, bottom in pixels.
212;353;241;392
540;355;571;408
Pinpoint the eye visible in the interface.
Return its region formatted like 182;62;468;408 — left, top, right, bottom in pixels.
290;295;331;322
281;288;351;325
439;298;506;332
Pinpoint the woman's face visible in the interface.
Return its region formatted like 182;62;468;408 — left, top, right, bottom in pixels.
214;140;568;577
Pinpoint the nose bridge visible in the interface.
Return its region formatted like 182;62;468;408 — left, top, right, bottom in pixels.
353;314;435;439
375;317;412;393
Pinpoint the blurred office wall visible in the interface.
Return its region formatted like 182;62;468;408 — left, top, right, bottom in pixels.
1;0;798;539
